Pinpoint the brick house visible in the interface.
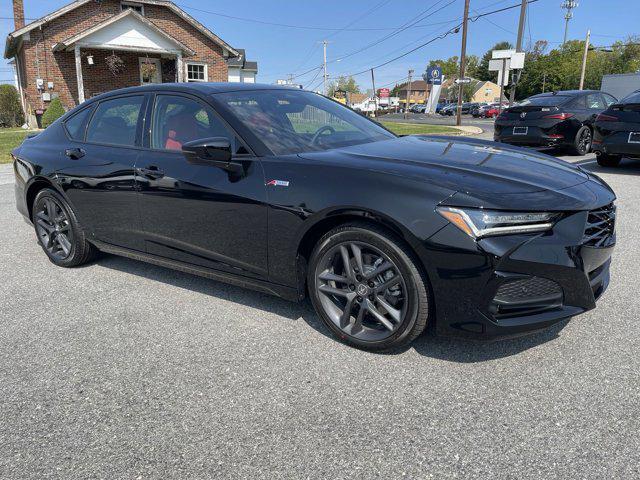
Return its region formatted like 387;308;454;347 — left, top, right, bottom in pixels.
396;80;430;105
4;0;258;127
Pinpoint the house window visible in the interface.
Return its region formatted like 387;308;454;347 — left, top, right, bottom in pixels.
121;2;144;15
186;63;207;82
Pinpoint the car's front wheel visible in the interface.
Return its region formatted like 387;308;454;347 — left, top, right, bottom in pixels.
571;125;592;155
33;188;96;267
308;223;430;351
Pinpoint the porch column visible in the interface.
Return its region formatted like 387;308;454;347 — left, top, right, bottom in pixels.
176;51;183;82
74;45;85;104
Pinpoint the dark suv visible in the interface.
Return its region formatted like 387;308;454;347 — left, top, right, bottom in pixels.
494;90;617;155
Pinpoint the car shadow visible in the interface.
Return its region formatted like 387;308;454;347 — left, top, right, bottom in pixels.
97;254;567;363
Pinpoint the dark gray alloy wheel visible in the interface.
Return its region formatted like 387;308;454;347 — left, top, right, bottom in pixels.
34;195;73;261
573;126;592;155
309;224;430;350
33;189;96;267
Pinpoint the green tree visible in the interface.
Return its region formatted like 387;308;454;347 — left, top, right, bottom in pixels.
328;76;361;96
426;56;459;78
0;84;24;127
42;97;65;128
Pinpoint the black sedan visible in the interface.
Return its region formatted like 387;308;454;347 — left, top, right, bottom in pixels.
12;83;616;351
592;89;640;167
494;90;617;155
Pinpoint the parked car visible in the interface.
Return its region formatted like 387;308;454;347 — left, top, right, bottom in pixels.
435;102;446;113
470;103;488;117
440;103;457;116
494;90;617;155
12;83;616;351
480;103;507;118
592;89;640;167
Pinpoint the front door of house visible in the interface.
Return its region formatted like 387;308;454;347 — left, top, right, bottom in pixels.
139;57;162;84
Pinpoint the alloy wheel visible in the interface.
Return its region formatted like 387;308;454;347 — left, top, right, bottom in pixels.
315;241;408;341
34;197;73;260
578;128;592;154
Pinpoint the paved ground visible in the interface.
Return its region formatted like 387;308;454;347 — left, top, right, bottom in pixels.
1;150;639;479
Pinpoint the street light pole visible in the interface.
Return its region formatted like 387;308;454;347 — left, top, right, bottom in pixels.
456;0;470;126
404;69;414;120
579;29;590;90
509;0;527;106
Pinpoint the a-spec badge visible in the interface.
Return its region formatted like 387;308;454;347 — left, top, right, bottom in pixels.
266;179;290;187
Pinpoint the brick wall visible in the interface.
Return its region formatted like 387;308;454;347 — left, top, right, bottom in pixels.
15;0;230;116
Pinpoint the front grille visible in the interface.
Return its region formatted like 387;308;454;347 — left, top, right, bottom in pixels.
582;203;616;248
494;277;562;302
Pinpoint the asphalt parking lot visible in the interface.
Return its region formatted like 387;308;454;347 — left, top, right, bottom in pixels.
1;150;639;478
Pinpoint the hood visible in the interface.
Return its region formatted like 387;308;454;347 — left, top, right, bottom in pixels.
298;135;589;197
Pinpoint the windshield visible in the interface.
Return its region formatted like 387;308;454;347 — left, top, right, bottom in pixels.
518;95;571;107
215;89;395;155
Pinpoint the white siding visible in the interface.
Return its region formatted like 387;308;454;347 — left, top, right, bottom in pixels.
79;15;179;51
240;70;256;83
228;67;241;82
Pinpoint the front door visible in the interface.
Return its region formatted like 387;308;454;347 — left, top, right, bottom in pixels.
139;57;162;85
136;93;269;280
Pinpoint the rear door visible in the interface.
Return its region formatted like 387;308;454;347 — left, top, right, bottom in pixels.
135;92;269;280
56;94;148;251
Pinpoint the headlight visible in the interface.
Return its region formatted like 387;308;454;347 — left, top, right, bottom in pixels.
436;207;558;239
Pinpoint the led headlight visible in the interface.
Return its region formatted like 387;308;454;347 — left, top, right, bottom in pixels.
436;207;558;239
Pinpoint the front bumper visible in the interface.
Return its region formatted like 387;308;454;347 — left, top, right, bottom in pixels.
423;207;614;339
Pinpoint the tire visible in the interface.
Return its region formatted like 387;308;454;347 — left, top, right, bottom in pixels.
32;188;96;267
596;153;622;167
571;125;592;155
307;223;430;351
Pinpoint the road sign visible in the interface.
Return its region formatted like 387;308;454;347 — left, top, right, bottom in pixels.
510;52;525;69
492;49;516;59
378;88;390;98
426;66;442;85
489;58;510;71
454;77;472;84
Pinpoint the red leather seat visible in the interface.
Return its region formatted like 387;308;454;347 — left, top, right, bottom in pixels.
164;112;199;150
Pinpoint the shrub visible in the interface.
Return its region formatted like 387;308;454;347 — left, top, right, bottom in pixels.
0;84;24;127
42;97;65;128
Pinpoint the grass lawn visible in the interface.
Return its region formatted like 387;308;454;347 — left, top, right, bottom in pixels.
1;128;38;164
379;121;459;136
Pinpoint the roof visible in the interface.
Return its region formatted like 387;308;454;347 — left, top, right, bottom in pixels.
226;48;258;71
4;0;239;59
397;80;429;92
52;8;195;55
348;93;369;104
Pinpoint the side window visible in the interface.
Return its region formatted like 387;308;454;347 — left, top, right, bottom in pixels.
567;96;586;109
86;96;144;146
64;106;93;141
602;93;617;107
586;93;605;110
151;95;241;153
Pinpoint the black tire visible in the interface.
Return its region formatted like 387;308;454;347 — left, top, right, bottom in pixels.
32;188;96;267
307;223;430;351
596;154;622;167
571;125;592;155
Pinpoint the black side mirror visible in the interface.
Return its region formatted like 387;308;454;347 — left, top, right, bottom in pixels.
182;137;232;162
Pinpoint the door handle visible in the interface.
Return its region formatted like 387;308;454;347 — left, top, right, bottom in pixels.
65;148;85;160
137;166;165;179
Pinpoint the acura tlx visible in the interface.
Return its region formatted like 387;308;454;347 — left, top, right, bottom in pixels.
12;83;616;350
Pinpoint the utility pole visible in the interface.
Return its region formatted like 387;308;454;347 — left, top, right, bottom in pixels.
456;0;470;126
322;40;328;96
579;29;590;90
561;1;578;45
287;73;294;85
509;0;527;106
404;69;414;119
542;72;547;92
370;68;377;118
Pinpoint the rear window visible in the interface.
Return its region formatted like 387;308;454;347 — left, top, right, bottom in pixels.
518;95;571;107
64;106;93;141
621;90;640;104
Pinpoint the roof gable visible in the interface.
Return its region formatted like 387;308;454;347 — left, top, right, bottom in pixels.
53;8;194;54
5;0;238;58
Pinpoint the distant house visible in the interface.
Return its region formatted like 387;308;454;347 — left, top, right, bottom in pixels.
470;80;502;103
396;80;430;105
4;0;258;126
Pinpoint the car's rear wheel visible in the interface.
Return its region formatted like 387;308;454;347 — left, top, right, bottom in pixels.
33;188;96;267
308;223;429;351
596;153;622;167
571;126;592;155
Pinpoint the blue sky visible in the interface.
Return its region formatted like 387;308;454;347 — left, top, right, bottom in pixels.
1;0;637;89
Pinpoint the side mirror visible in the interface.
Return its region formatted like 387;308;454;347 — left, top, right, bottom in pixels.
182;137;232;162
